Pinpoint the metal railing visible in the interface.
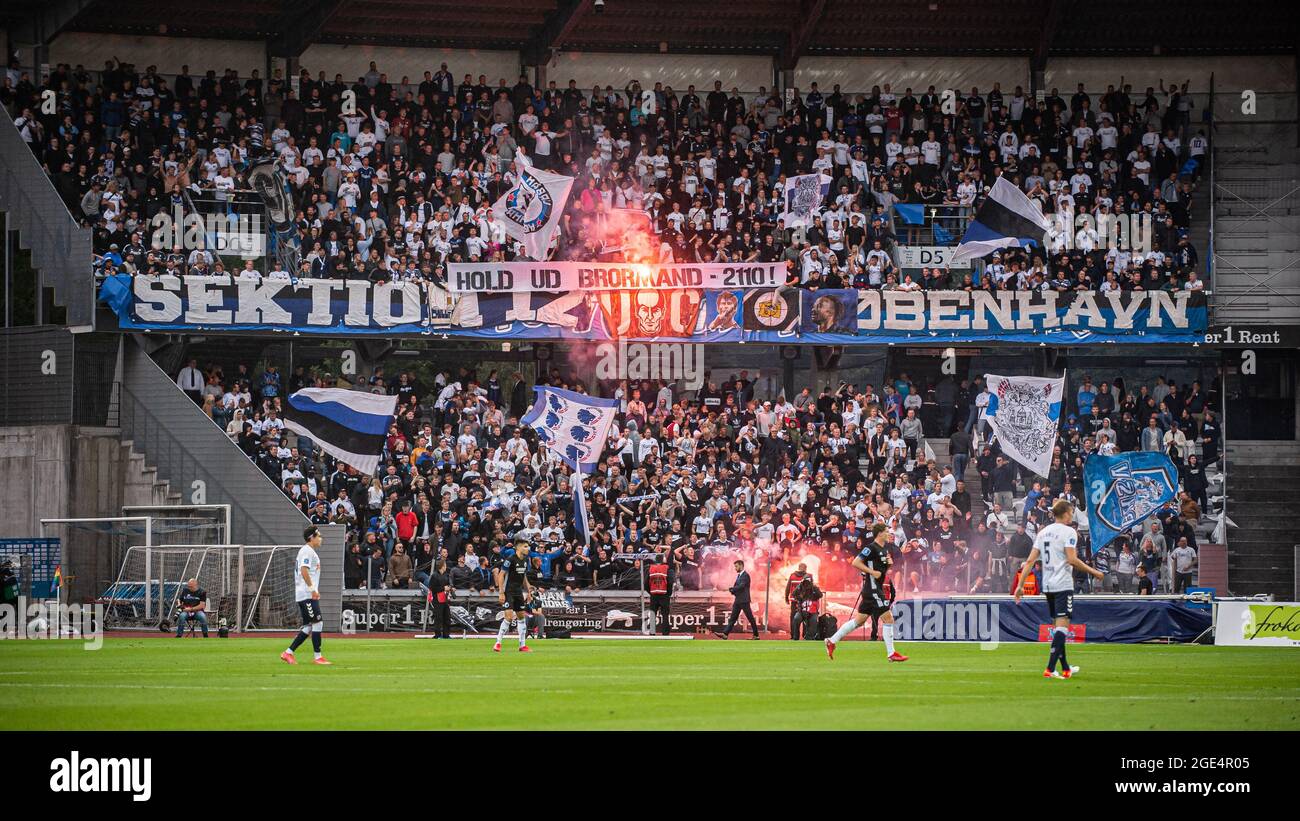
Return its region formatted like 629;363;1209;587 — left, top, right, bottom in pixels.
117;383;290;547
0;104;94;327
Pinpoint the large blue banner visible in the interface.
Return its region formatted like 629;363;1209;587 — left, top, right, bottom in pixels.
1084;452;1180;549
880;596;1209;643
102;275;1208;344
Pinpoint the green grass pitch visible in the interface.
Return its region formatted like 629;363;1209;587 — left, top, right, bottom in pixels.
2;638;1296;730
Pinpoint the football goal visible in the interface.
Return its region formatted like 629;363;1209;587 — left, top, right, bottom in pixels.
101;544;300;631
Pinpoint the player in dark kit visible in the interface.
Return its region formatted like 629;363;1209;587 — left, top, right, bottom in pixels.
825;523;909;662
493;540;534;653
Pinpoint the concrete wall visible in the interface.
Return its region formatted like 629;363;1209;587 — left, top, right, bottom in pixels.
45;32;269;76
300;43;521;85
796;56;1030;95
0;426;74;540
36;36;1296;98
549;52;774;93
0;424;173;604
1046;55;1296;95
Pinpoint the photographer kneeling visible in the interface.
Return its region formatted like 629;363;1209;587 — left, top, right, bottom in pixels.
790;575;824;640
175;578;209;638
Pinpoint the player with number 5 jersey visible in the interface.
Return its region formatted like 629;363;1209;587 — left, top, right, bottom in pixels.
1013;500;1103;678
281;525;331;666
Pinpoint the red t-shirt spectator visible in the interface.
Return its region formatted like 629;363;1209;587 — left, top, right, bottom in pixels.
395;509;418;541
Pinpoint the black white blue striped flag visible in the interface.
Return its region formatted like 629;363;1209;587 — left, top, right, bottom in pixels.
281;388;399;475
951;176;1052;262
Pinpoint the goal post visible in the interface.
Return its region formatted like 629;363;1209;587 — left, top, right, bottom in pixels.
103;544;303;631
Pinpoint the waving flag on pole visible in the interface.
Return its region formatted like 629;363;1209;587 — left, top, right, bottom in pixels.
491;164;574;260
1083;452;1179;549
522;386;618;547
951;176;1052;262
281;388;399;475
521;386;619;473
982;373;1065;478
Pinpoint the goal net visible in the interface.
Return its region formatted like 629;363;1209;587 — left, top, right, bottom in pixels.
100;544;300;631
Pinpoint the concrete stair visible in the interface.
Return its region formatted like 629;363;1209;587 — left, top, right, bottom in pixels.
1224;442;1300;599
121;439;183;507
1209;118;1300;324
925;438;986;522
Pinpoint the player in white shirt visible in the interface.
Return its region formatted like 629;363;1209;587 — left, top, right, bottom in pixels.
1013;500;1103;678
280;526;331;665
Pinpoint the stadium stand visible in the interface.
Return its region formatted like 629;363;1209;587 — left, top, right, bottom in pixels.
4;59;1204;294
5;0;1298;617
0;51;1229;601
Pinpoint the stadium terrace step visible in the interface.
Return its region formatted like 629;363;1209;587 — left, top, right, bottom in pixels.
1229;517;1298;531
118;439;180;508
1224;537;1299;550
1227;490;1299;505
120;339;314;548
1229;550;1296;564
1226;562;1293;579
1227;469;1300;482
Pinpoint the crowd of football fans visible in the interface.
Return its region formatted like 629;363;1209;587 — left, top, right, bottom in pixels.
0;51;1220;604
178;350;1218;599
4;57;1205;292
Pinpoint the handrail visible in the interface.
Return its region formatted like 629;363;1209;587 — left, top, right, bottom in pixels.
118;383;286;546
0;104;95;326
116;345;310;548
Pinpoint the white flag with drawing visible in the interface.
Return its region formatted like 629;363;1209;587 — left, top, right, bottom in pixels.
982;373;1065;478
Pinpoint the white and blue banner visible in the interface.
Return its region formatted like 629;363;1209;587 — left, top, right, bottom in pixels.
1083;452;1179;549
492;165;574;261
280;388;399;475
520;386;619;473
982;373;1065;478
102;276;1207;344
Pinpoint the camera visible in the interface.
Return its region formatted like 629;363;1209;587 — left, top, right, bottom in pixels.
594;0;605;11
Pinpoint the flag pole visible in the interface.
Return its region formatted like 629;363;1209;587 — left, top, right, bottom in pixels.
573;466;589;548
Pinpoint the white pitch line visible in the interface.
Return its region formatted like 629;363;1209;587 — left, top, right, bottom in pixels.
1;681;1296;704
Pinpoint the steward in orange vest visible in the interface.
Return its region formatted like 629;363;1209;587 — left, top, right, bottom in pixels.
647;552;674;635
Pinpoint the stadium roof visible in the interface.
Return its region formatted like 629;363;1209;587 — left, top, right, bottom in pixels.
5;0;1297;65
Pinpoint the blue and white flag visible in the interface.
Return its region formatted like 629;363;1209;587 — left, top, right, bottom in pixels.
951;176;1051;262
520;385;619;473
280;388;399;475
983;373;1065;478
781;172;832;228
1084;452;1179;549
491;165;574;261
